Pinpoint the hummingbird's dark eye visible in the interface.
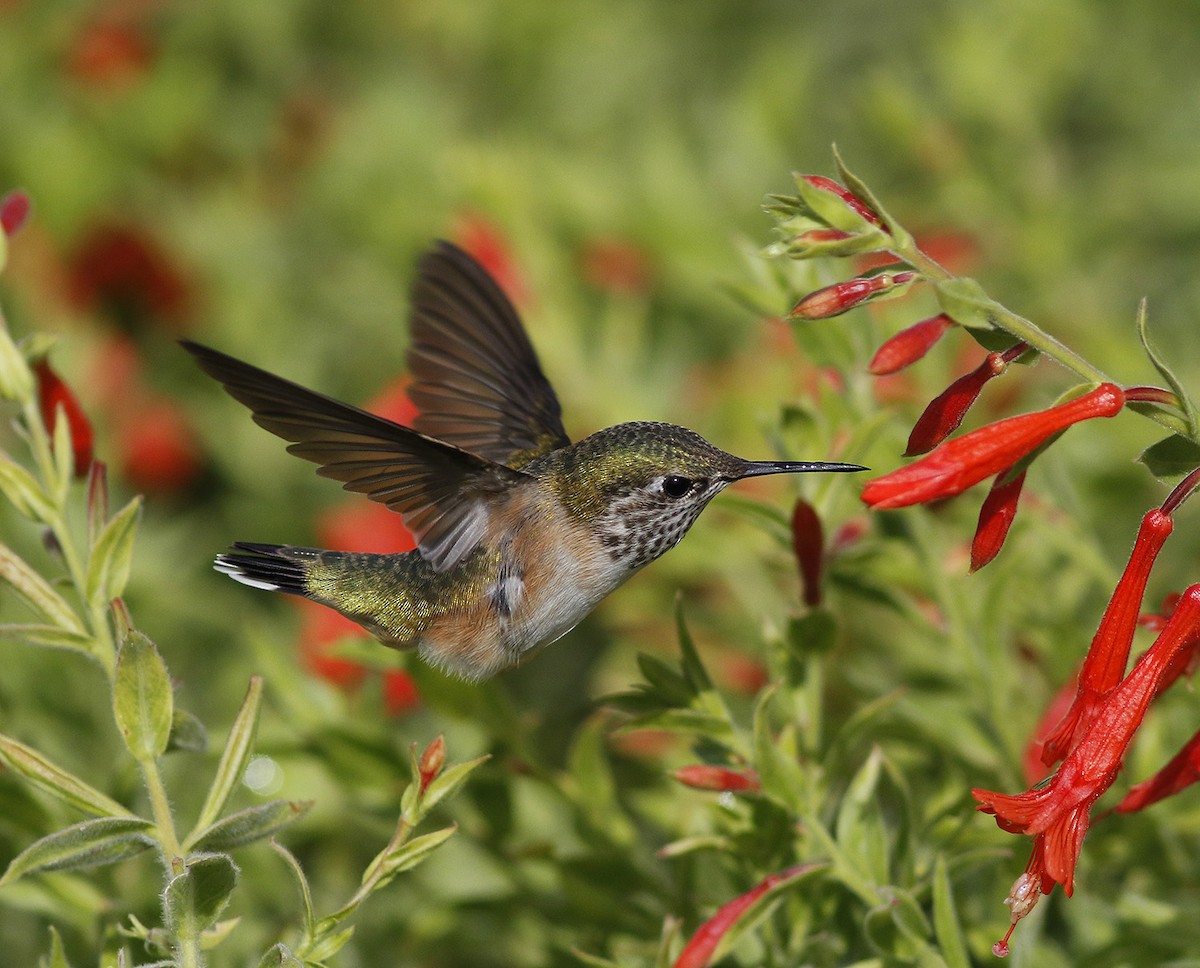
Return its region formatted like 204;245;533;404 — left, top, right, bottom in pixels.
661;475;693;499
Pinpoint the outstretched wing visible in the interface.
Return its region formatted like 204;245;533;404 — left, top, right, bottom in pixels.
407;241;570;468
184;341;528;572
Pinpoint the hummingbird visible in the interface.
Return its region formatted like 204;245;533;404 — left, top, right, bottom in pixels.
184;241;864;680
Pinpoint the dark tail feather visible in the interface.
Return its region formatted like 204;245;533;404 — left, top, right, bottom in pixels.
214;542;316;596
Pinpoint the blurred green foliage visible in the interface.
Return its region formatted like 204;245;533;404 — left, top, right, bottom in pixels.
2;0;1200;965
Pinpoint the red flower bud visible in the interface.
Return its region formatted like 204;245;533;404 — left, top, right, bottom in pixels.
34;359;94;478
672;765;761;794
904;342;1027;457
868;313;954;376
1;190;31;237
789;271;916;320
791;498;824;607
800;175;885;229
418;735;446;796
863;383;1125;510
383;669;420;718
969;469;1026;572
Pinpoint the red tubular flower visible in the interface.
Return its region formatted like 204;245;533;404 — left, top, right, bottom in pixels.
1115;727;1200;815
862;383;1125;510
789;270;916;320
868;313;955;375
453;214;528;307
673;866;811;968
1;190;31;236
904;342;1028;457
1040;508;1174;766
67;222;192;328
672;765;762;794
791;498;824;607
800;175;885;229
974;584;1200;896
969;469;1026;572
34;359;95;477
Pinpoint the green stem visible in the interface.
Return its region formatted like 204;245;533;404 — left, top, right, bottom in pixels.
142;757;203;967
897;246;1113;386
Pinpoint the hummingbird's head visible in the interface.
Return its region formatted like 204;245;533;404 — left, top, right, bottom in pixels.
543;421;864;572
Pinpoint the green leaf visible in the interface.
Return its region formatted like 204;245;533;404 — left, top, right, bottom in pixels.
190;676;263;838
112;630;174;762
932;855;971;968
257;944;304;968
0;816;154;883
836;747;890;887
1136;299;1199;436
190;800;312;853
271;839;317;942
200;917;241;951
0;623;95;656
164;853;239;936
1139;433;1200;479
302;925;356;964
418;754;490;816
368;825;457;889
49;406;73;508
752;686;806;809
41;926;75;968
0;543;86;633
84;496;142;609
675;597;713;694
636;653;694;706
0;452;55;522
0;732;131;818
615;708;735;741
933;277;1003;335
167;707;209;754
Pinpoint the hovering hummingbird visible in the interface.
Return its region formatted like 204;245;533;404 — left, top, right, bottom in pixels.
184;241;864;680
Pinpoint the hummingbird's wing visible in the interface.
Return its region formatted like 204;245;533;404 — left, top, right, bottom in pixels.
406;241;571;469
183;341;529;572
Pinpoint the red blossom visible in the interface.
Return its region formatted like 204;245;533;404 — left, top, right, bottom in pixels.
1;190;31;236
382;669;421;717
672;765;762;794
673;866;811;968
974;584;1200;897
67;223;192;328
800;175;885;229
579;236;653;295
453;214;529;307
1040;508;1174;766
118;400;205;494
791;498;824;607
68;20;154;90
862;383;1125;510
789;270;916;320
34;359;94;477
868;313;954;375
904;342;1028;457
970;469;1026;571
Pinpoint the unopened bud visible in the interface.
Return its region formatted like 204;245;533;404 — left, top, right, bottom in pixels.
799;175;886;230
790;271;916;321
868;313;955;375
417;735;446;797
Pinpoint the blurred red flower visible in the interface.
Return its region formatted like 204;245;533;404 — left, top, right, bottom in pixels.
34;358;94;477
68;19;154;91
579;236;653;295
453;214;528;307
67;223;192;329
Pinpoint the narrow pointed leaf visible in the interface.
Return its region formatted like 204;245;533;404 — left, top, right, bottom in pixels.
752;686;805;809
44;925;75;968
301;926;356;964
675;598;713;694
368;825;457;891
200;917;241;951
190;800;312;853
0;732;130;817
1;816;154;883
112;631;174;762
932;855;971;968
419;754;490;816
836;747;890;885
0;544;86;633
0;623;95;656
0;453;55;522
164;853;239;936
50;407;73;506
832;146;914;248
1137;300;1199;436
167;707;208;754
85;496;142;608
191;676;263;837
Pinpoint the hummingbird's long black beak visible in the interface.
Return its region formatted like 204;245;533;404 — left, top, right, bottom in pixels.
735;460;868;480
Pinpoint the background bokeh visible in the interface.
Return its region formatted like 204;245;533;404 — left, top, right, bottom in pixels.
2;0;1200;965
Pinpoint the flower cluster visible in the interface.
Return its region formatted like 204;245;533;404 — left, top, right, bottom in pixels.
774;168;1200;956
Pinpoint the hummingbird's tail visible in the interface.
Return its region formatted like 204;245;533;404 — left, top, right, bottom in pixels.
214;542;315;595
